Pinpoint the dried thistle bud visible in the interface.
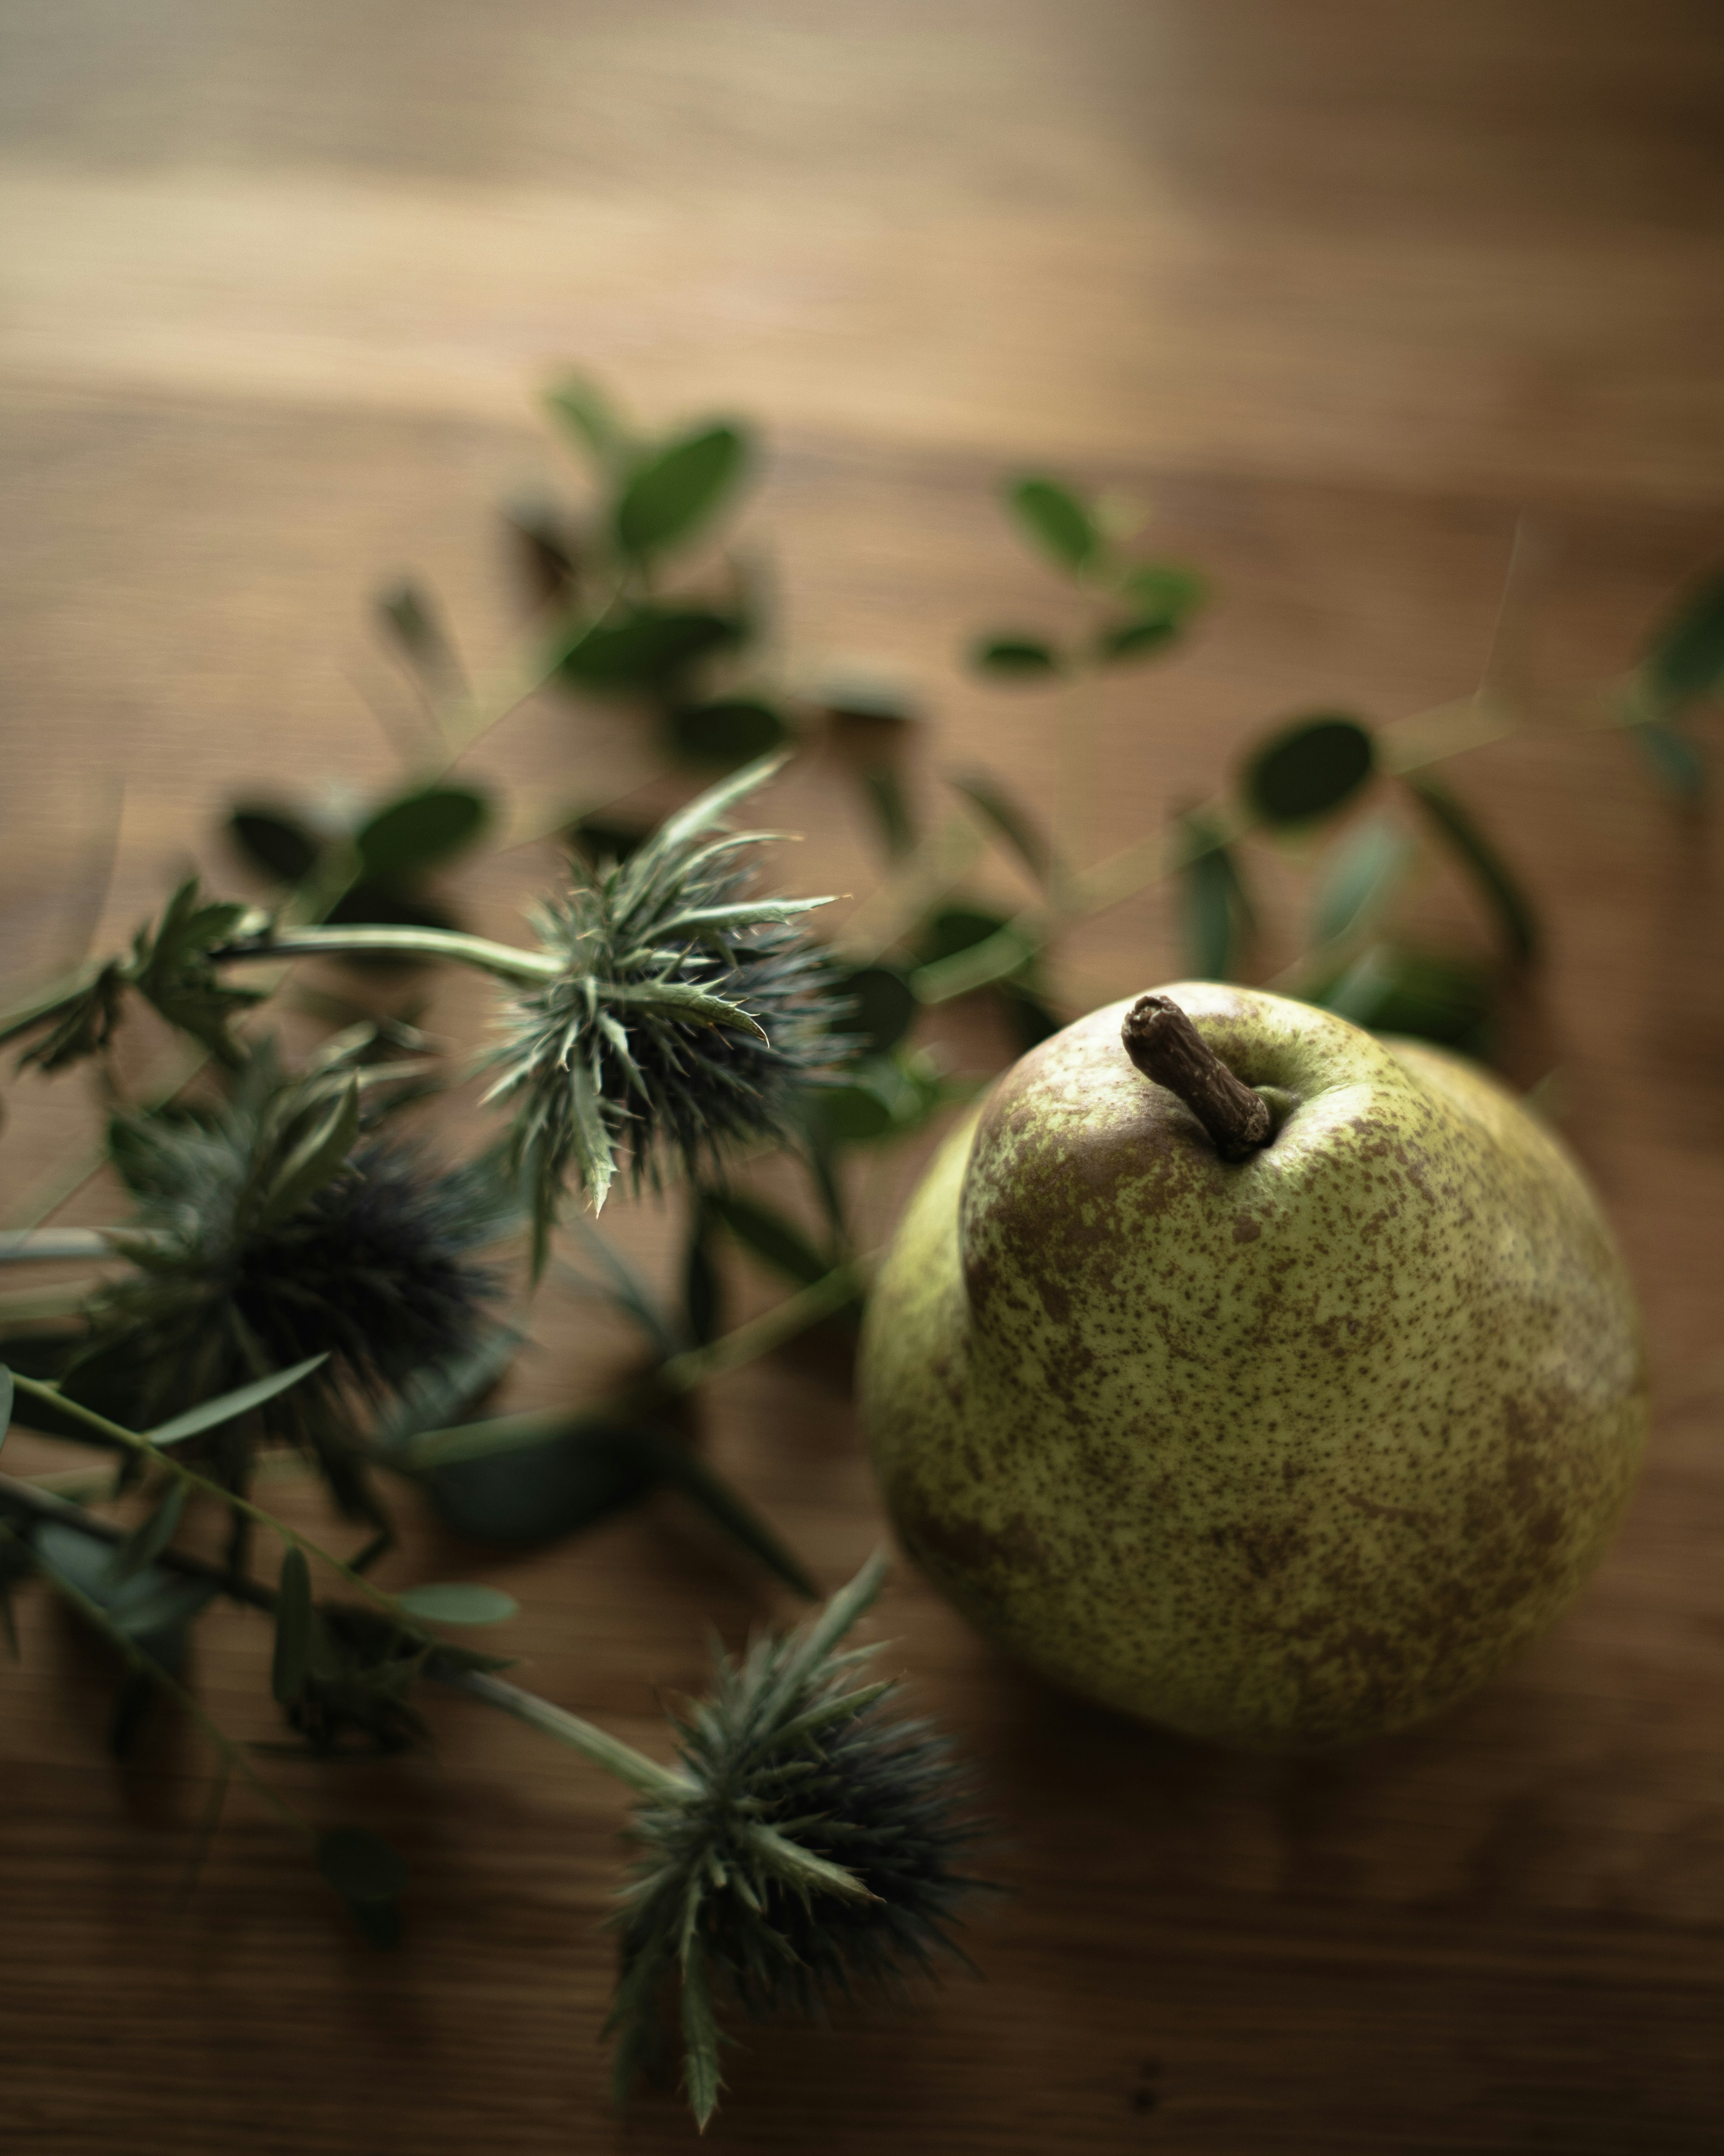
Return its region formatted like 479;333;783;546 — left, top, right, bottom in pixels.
604;1554;985;2129
482;754;840;1259
64;1043;514;1517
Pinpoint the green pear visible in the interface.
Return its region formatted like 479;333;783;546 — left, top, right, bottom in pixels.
859;984;1647;1749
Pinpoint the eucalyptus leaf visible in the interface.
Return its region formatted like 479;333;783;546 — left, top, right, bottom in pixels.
369;1329;522;1455
1311;813;1415;948
272;1547;314;1703
1094;614;1178;665
1180;827;1245;980
948;769;1053;887
860;766;915;860
316;1826;408;1903
971;634;1060;678
108;1482;187;1583
919;905;1009;967
354;787;490;881
423;1417;656;1547
561;608;740;694
1645;570;1724;710
1634;716;1706;799
614;426;748;561
147;1352;330;1448
1116;561;1207;620
1244;713;1376;825
1314;944;1494;1051
1007;477;1097;573
228;807;323;886
393;1582;519;1626
838;965;916;1058
1406;778;1538;963
666;698;788;767
376;582;456;679
255;1079;361;1229
705;1193;829;1287
683;1199;723;1349
543;372;630;473
35;1519;216;1653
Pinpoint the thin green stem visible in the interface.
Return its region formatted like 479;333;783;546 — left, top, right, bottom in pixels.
452;1669;690;1797
210;926;564;981
7;1374;431;1639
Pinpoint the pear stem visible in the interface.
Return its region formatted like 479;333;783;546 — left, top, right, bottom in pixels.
1121;994;1271;1162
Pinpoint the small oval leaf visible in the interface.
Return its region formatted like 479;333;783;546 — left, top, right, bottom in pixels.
615;426;748;560
316;1826;409;1903
1008;477;1097;573
354;788;490;881
666;698;789;767
1311;813;1414;948
562;608;740;693
971;634;1060;678
1645;571;1724;710
1245;714;1377;825
838;966;916;1058
393;1582;519;1627
228;807;322;886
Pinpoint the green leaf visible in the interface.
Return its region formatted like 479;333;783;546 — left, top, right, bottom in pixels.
369;1329;523;1455
1180;825;1248;980
147;1353;330;1448
561;607;740;694
919;905;1010;967
35;1520;216;1652
316;1826;408;1903
665;697;789;768
706;1193;829;1287
682;1198;723;1349
393;1582;519;1627
838;965;916;1058
1244;713;1376;825
1313;944;1494;1052
1116;561;1207;620
1007;477;1097;573
1311;813;1415;948
423;1418;657;1547
542;371;630;473
0;1367;12;1458
678;1944;725;2131
859;765;916;860
1094;614;1179;665
108;1482;187;1583
376;581;457;680
614;425;748;561
353;787;490;881
1634;716;1706;799
1644;571;1724;709
228;806;323;886
971;634;1060;678
255;1078;361;1229
948;768;1054;887
1405;778;1538;963
271;1547;313;1703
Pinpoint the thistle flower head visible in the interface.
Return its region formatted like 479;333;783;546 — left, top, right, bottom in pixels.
67;1043;514;1514
606;1553;983;2129
482;754;839;1259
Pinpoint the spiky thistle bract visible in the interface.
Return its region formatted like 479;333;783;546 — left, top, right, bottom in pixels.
63;1041;515;1518
483;754;839;1262
602;1553;983;2130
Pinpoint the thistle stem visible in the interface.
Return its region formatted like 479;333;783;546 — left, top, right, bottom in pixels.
1121;993;1270;1161
0;1228;137;1263
207;926;566;982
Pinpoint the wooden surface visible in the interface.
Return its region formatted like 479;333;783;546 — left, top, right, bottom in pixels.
3;4;1723;2149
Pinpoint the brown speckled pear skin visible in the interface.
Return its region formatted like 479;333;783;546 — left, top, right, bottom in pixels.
859;984;1649;1750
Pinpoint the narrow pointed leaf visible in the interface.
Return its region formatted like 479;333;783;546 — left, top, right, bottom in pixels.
971;633;1059;678
1007;477;1096;573
1406;777;1538;962
1644;570;1724;709
543;372;630;472
146;1353;330;1448
0;1367;12;1459
394;1582;518;1626
678;1945;725;2131
704;1193;829;1286
256;1078;361;1228
271;1547;313;1703
615;425;748;561
948;768;1054;887
1311;813;1415;948
109;1482;187;1583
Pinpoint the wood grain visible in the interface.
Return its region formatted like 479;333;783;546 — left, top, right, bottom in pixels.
2;4;1722;2149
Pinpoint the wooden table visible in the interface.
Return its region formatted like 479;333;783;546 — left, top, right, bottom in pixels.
2;5;1722;2148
